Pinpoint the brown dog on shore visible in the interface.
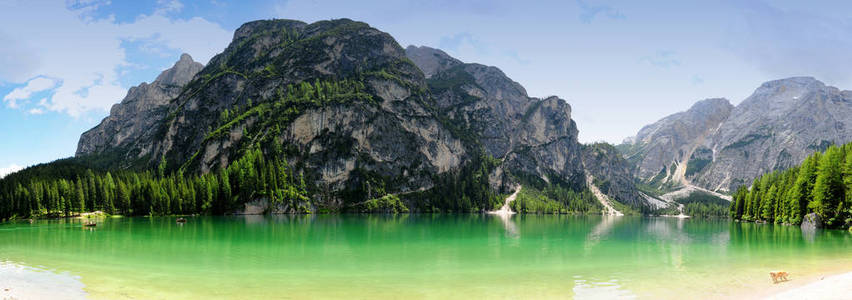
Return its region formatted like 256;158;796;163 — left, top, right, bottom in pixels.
770;271;790;283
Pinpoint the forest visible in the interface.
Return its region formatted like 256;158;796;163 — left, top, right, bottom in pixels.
730;143;852;230
0;146;605;220
0;148;311;221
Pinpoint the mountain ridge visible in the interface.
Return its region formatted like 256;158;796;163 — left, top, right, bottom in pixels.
622;76;852;193
65;18;648;214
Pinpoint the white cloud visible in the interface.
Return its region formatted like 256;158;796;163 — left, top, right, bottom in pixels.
0;164;24;178
0;1;231;117
155;0;184;15
2;77;58;108
28;108;45;115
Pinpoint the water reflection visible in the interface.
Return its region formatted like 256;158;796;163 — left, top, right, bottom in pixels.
1;215;851;299
493;213;519;238
584;215;622;254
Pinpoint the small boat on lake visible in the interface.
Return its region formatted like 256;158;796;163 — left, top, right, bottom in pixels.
83;222;97;228
176;218;187;223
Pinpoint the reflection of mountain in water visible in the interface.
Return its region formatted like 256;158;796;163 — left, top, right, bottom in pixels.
494;213;519;238
584;216;623;255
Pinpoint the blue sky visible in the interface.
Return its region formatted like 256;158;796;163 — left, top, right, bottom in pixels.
2;0;852;176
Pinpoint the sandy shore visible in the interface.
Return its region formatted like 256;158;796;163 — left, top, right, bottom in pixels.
763;271;852;300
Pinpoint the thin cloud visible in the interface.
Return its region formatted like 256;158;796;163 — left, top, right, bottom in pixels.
439;33;530;65
577;0;625;24
439;33;486;53
641;50;681;68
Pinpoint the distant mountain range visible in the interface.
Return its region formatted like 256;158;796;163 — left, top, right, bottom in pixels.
620;77;852;193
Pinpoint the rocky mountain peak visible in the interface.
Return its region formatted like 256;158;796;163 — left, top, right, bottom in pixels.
405;45;462;78
625;75;852;193
690;98;732;113
77;54;205;158
693;77;852;191
742;76;827;110
153;53;204;87
619;97;733;187
758;76;823;90
232;19;307;42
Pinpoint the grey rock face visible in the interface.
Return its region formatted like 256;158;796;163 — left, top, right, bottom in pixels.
404;46;462;78
624;77;852;193
76;54;204;164
695;77;852;191
582;143;647;210
157;20;463;198
412;46;640;205
620;98;733;186
413;47;584;186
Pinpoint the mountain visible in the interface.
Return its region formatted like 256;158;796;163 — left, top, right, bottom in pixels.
65;19;646;214
404;46;461;78
619;98;733;189
622;77;852;193
77;54;204;166
582;143;646;210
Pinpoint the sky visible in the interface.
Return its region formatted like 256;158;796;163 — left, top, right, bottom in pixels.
2;0;852;177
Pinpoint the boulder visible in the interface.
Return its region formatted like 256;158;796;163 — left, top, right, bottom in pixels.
800;213;823;231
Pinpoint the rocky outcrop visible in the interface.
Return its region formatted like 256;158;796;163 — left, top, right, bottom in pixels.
412;46;641;206
405;46;462;78
801;212;823;230
619;98;733;187
623;77;852;193
582;143;647;210
76;54;204;166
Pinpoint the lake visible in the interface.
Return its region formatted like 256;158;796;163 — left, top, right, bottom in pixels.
1;215;851;299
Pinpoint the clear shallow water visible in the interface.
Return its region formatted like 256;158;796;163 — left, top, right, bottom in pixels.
0;215;850;299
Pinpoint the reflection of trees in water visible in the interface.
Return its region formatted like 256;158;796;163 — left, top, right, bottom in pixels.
727;221;852;248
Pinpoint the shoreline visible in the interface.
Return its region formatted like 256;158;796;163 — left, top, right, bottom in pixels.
738;270;852;300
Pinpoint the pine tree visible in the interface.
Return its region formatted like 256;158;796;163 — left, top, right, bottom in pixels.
810;146;845;227
788;154;819;224
116;180;130;215
75;178;85;213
